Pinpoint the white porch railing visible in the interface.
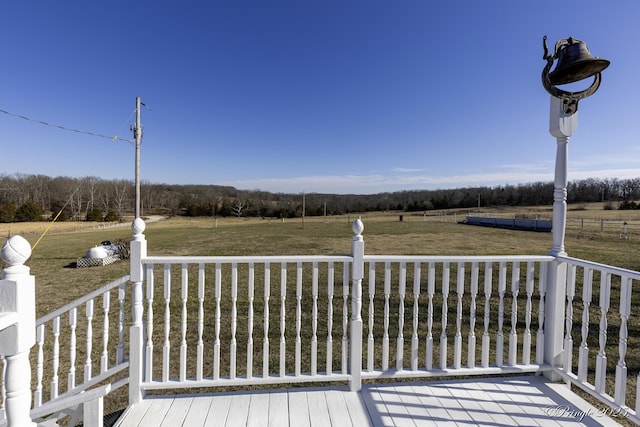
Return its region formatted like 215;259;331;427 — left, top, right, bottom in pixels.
0;270;131;426
555;255;640;424
31;276;131;409
1;217;640;426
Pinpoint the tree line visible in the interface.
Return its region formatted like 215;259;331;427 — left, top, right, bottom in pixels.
0;174;639;223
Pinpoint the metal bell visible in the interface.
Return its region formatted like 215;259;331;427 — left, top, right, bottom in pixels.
549;38;610;85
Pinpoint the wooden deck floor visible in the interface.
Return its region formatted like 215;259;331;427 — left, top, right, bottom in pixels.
114;376;624;426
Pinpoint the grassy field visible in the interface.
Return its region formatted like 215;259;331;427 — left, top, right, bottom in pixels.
4;202;639;315
4;204;640;424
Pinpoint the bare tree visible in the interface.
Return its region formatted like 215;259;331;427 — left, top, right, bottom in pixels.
231;199;246;217
113;180;131;216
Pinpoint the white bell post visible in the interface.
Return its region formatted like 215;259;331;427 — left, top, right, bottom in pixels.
544;95;577;379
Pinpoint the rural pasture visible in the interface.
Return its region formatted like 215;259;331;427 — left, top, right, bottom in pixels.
3;203;640;316
4;203;640;423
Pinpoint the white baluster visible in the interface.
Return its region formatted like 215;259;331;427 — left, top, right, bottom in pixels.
342;262;349;375
295;262;302;376
468;262;479;368
51;316;60;399
523;262;535;365
396;262;406;371
68;308;77;391
577;267;593;382
279;263;287;377
367;263;376;373
536;263;547;365
327;262;334;375
595;272;611;394
197;264;205;381
311;262;318;376
614;276;632;406
509;262;520;366
85;299;94;383
426;263;435;370
454;263;464;369
0;356;5;419
637;376;640;421
263;263;271;378
162;263;171;382
247;262;255;379
34;325;44;407
180;264;188;382
101;291;110;374
382;262;391;371
411;263;421;371
440;262;450;370
496;262;506;367
482;262;492;368
117;283;126;364
214;263;222;380
230;263;238;380
145;265;154;382
563;264;576;374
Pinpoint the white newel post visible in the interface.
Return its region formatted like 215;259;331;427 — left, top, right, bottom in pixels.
129;218;147;404
544;96;575;379
350;218;364;392
0;236;36;427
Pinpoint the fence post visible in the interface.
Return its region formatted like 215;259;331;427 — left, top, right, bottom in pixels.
350;218;364;392
129;218;147;405
0;236;36;427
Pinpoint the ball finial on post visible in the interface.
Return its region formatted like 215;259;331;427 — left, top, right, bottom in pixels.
352;217;364;237
1;236;31;266
132;218;146;238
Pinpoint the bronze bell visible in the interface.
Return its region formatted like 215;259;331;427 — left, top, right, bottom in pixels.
549;37;610;85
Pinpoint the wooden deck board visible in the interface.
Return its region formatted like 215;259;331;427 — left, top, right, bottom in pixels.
246;393;269;427
267;391;289;427
306;390;332;427
114;376;623;426
182;395;215;426
159;396;193;427
288;390;311;427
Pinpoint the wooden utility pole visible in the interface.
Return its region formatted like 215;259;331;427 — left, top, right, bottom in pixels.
134;97;142;219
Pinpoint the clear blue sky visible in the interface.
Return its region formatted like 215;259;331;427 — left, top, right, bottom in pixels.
1;1;638;194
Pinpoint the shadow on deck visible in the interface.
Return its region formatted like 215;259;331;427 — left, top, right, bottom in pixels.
115;375;624;426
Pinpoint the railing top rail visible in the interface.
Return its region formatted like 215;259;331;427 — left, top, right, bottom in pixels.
37;275;130;326
142;255;353;264
363;254;555;263
558;255;640;280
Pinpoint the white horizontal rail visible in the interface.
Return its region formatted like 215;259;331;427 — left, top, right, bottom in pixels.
365;255;555;263
37;275;130;325
557;255;640;281
142;255;353;264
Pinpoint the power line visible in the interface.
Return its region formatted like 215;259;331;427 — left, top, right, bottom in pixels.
0;108;135;144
